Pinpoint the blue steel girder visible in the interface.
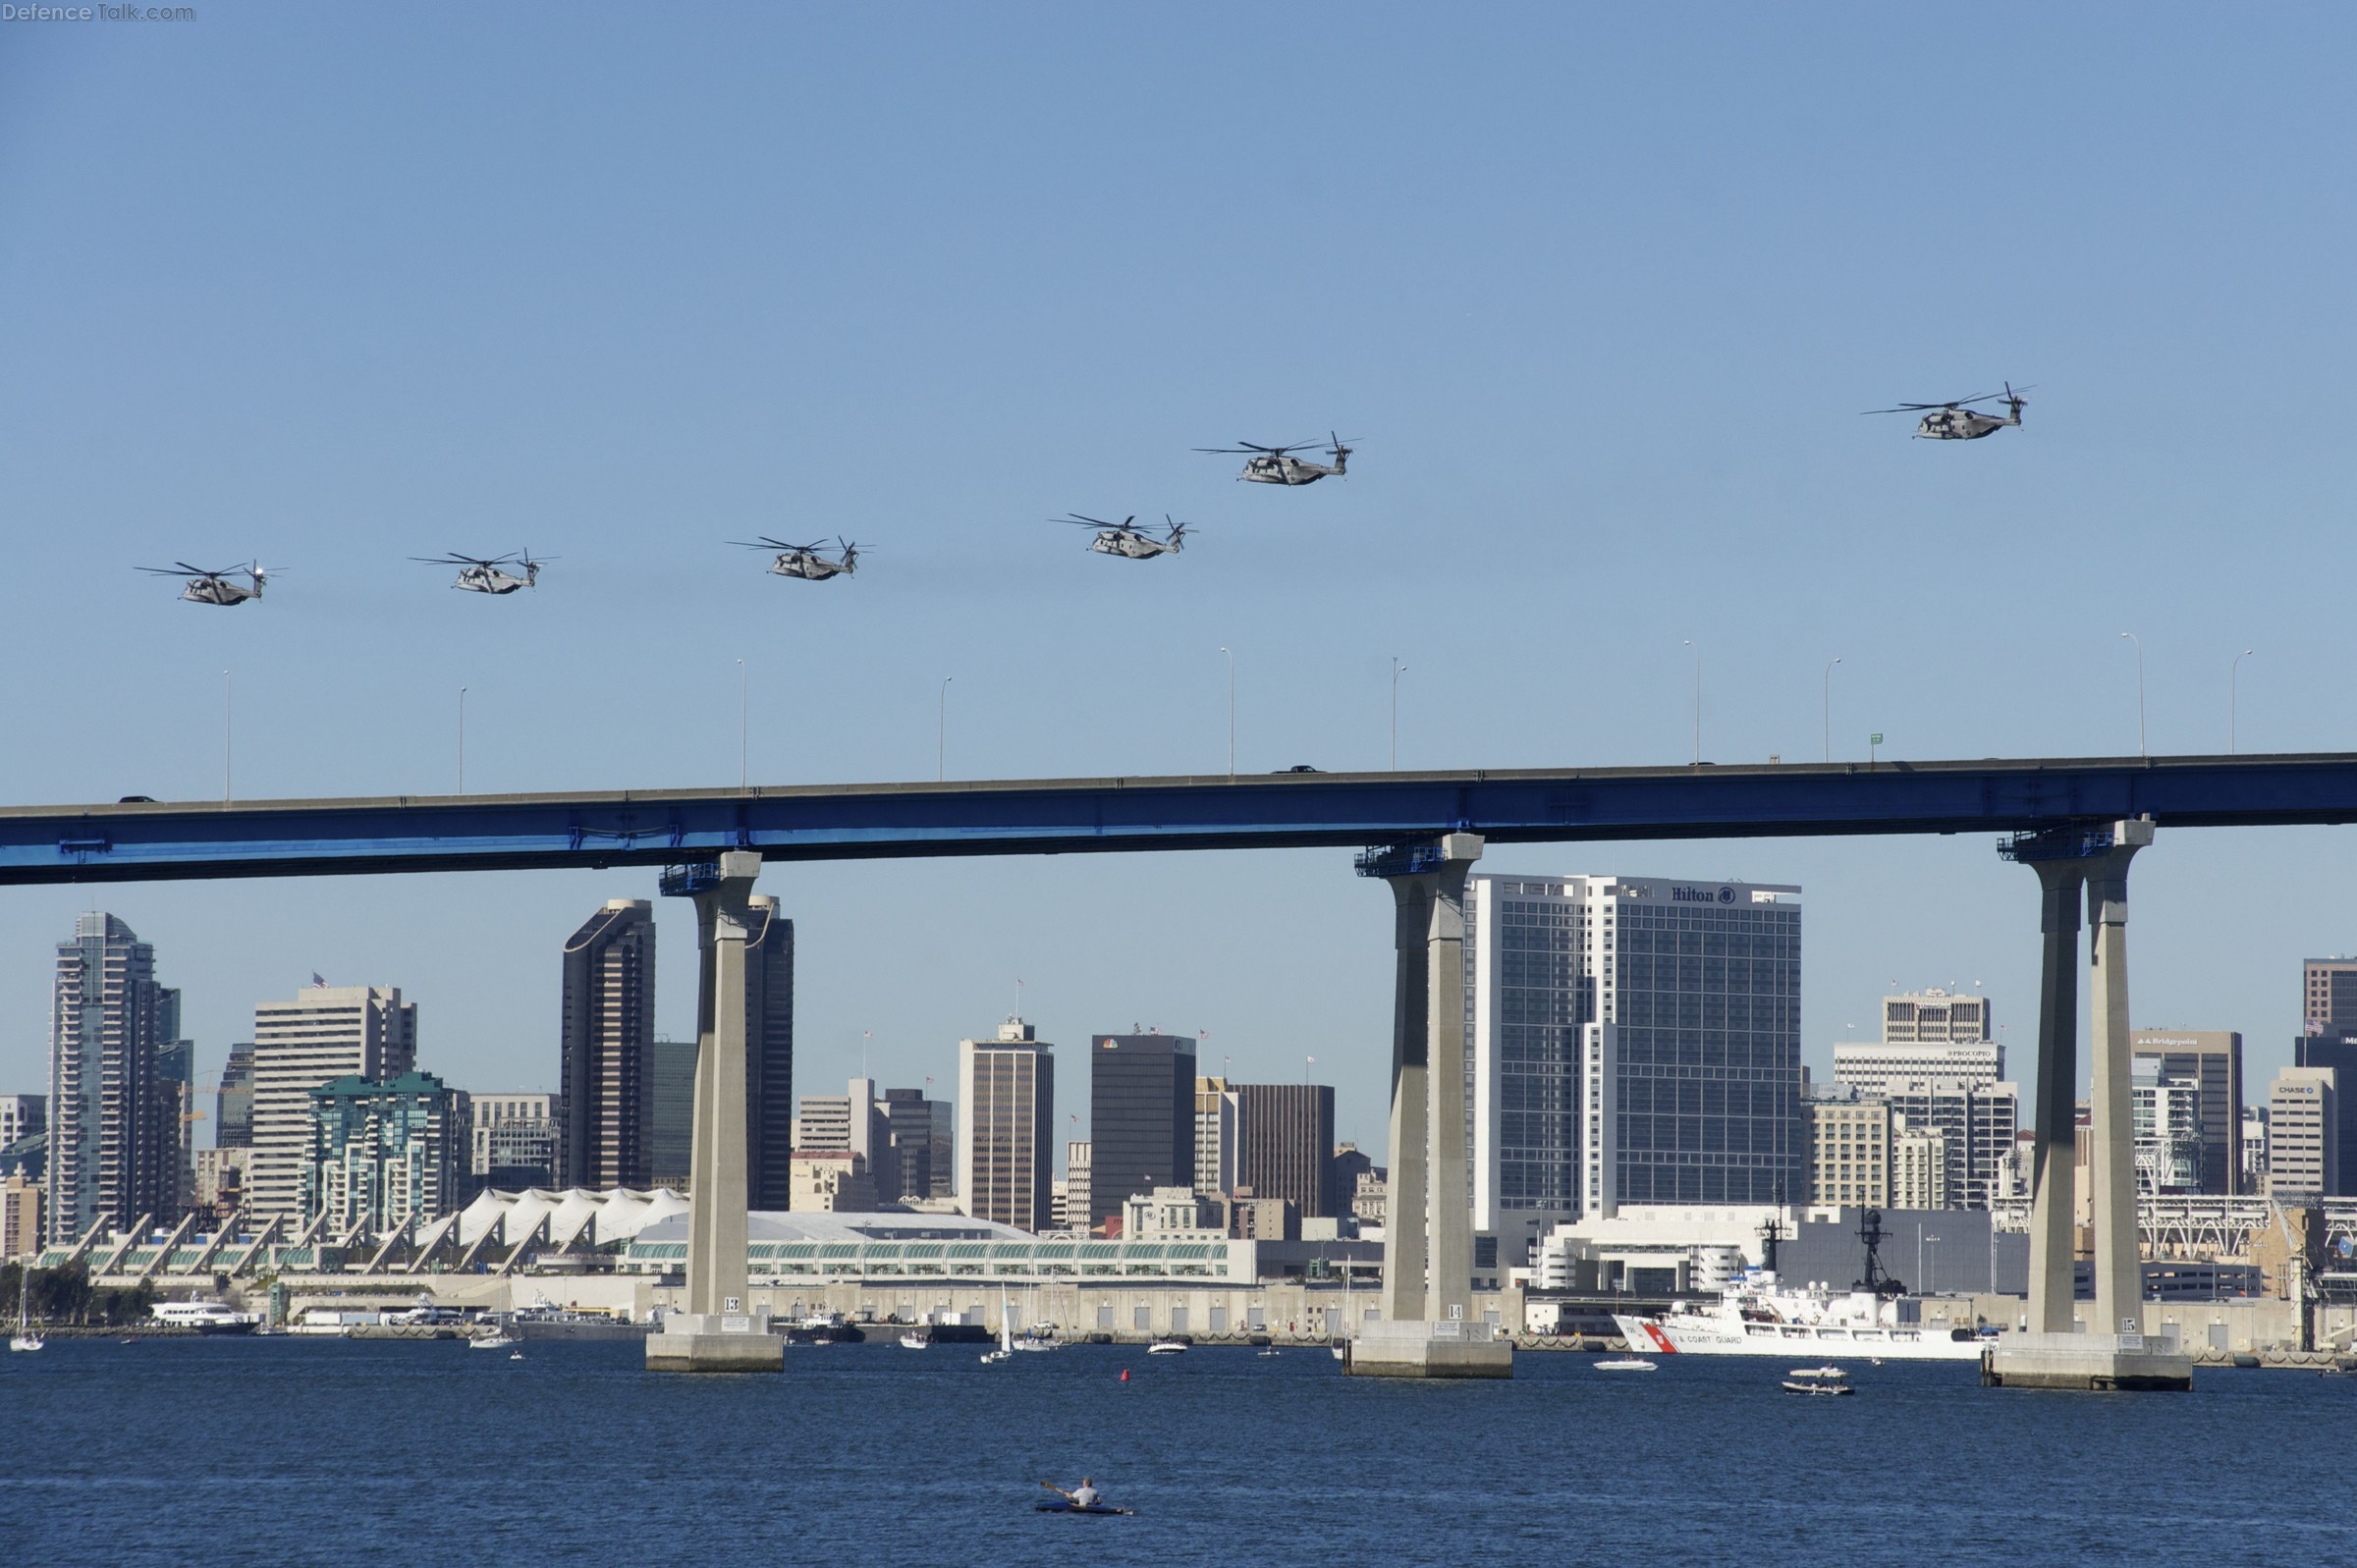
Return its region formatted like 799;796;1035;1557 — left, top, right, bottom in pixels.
7;752;2357;886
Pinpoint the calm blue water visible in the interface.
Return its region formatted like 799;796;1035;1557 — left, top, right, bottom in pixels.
4;1337;2349;1565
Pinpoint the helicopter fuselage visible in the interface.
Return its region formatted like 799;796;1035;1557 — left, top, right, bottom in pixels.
1914;405;2022;440
1238;456;1339;484
771;553;851;580
453;566;534;594
1089;530;1176;560
181;577;259;607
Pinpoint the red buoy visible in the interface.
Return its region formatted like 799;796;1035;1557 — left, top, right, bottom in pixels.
1120;1368;1130;1382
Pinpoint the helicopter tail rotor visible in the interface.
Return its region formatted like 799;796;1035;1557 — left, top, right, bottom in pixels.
248;561;269;596
1165;515;1191;551
1327;430;1352;475
2002;382;2028;424
838;538;860;574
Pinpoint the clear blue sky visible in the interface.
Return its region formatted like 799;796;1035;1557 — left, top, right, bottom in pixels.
4;4;2353;1151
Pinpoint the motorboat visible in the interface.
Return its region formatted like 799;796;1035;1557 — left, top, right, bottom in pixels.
1256;1347;1281;1358
899;1331;930;1350
1146;1338;1189;1355
1781;1365;1855;1395
1594;1356;1658;1372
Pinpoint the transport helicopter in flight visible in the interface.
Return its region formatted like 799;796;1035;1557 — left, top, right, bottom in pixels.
1193;433;1353;485
1058;514;1191;560
411;550;550;594
1862;384;2031;440
137;561;270;607
730;536;861;581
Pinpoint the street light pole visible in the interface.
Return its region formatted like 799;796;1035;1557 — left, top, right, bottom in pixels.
1226;648;1238;777
2230;648;2254;753
2120;631;2145;757
737;659;747;787
1391;657;1407;770
938;676;953;783
459;686;467;794
1683;639;1700;764
223;670;232;803
1823;657;1842;763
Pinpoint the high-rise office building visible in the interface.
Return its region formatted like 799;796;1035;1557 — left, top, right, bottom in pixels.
155;1033;194;1219
1807;1096;1891;1208
880;1087;952;1202
470;1092;562;1192
743;896;795;1212
1087;1032;1195;1228
1833;1003;2018;1211
561;900;657;1189
215;1046;255;1148
0;1095;42;1151
957;1019;1054;1231
2128;1029;2243;1195
1194;1076;1236;1197
1232;1083;1336;1217
795;1078;890;1194
2131;1056;2205;1194
1891;1116;1948;1209
2266;1066;2336;1199
250;984;417;1222
1059;1139;1091;1231
646;1036;696;1190
1881;988;1992;1044
302;1070;465;1231
1464;874;1805;1267
3;1172;40;1259
2301;957;2357;1034
46;914;178;1243
2292;1043;2357;1199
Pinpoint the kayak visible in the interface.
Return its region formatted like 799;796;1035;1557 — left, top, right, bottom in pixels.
1036;1501;1133;1516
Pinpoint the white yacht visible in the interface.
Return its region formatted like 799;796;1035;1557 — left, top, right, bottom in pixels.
150;1301;261;1335
1614;1271;1981;1362
1146;1338;1189;1355
1593;1356;1658;1372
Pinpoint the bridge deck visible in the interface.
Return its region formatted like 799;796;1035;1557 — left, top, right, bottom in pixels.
6;752;2357;885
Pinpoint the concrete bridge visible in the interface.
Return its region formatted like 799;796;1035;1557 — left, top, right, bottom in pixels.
17;751;2357;1376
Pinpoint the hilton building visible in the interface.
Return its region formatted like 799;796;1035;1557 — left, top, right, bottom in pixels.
1465;874;1805;1269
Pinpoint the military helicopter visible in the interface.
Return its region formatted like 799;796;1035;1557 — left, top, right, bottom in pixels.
1058;514;1190;560
137;561;270;607
411;550;550;594
1863;383;2031;440
1193;432;1353;485
730;536;861;581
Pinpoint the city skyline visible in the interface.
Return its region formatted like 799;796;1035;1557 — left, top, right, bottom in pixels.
8;8;2357;1164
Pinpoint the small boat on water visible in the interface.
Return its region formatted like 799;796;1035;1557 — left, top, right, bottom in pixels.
1594;1356;1658;1372
1146;1338;1189;1355
11;1289;42;1353
469;1329;521;1350
1036;1501;1132;1516
509;1350;525;1361
1781;1366;1855;1395
899;1331;930;1350
1257;1347;1281;1358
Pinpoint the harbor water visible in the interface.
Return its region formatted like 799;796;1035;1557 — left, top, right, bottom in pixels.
5;1336;2350;1565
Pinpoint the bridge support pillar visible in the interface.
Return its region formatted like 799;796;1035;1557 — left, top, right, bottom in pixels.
1346;834;1511;1379
646;849;782;1374
1992;819;2187;1390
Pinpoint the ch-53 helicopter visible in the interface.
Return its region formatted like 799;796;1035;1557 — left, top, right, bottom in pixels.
1863;383;2031;440
730;536;861;580
1059;514;1191;560
137;561;270;607
1193;433;1353;485
411;550;551;594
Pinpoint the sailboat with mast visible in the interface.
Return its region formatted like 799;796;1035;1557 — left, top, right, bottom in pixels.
10;1279;41;1353
981;1287;1014;1364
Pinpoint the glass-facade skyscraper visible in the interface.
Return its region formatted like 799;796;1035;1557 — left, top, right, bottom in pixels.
47;913;179;1242
1466;874;1804;1267
1087;1032;1195;1229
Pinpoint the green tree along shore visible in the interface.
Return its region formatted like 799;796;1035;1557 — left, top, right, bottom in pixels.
2;1261;158;1326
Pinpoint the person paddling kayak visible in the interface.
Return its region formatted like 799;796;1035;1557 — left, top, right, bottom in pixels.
1038;1479;1129;1515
